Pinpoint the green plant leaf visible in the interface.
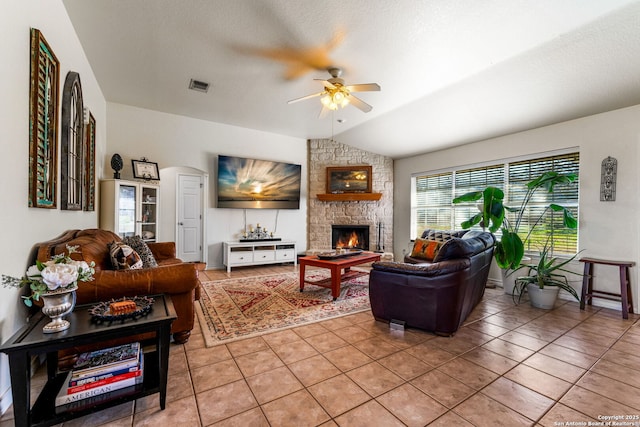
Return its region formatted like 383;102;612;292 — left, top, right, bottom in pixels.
549;204;578;229
481;187;505;232
461;213;483;229
495;230;524;270
527;171;577;192
452;191;483;204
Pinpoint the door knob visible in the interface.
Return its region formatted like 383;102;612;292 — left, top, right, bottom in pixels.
178;222;184;226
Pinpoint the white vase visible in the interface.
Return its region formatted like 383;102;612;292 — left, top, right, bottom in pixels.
40;287;77;333
526;283;559;309
501;256;531;295
502;269;517;295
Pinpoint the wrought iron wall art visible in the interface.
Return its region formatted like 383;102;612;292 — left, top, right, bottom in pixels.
600;156;617;201
61;71;84;210
28;29;59;208
84;111;96;211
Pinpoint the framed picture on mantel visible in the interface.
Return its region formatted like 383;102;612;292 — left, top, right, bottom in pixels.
326;166;372;194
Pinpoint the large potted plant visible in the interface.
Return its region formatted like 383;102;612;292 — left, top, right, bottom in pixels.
512;238;581;309
453;171;578;294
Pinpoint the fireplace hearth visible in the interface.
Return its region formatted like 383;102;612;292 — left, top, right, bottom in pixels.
331;225;369;250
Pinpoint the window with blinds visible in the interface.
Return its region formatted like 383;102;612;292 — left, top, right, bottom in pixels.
411;152;579;255
507;152;579;254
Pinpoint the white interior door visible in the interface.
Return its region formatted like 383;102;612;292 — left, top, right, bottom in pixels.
177;174;203;262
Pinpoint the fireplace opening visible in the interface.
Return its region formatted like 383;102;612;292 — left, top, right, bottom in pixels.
331;225;369;250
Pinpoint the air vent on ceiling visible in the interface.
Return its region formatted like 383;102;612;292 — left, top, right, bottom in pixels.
189;79;210;93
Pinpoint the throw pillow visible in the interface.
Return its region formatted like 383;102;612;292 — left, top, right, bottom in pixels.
108;241;143;270
123;235;158;268
424;230;464;242
410;238;443;261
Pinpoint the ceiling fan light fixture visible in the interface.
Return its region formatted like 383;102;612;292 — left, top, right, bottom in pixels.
321;87;350;110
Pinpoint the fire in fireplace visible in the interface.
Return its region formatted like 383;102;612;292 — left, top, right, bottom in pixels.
331;225;369;250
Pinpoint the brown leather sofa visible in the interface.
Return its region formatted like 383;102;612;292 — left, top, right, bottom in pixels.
368;230;495;336
32;229;200;343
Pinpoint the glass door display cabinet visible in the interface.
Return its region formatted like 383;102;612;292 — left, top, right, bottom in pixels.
100;179;160;242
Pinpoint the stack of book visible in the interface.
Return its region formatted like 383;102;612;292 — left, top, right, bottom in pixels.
55;342;144;407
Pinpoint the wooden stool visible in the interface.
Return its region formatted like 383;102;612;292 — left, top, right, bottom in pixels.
579;257;635;319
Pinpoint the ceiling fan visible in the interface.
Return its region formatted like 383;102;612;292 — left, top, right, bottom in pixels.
288;67;381;117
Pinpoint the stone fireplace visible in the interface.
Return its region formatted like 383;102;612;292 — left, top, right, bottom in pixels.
307;138;394;255
332;225;369;250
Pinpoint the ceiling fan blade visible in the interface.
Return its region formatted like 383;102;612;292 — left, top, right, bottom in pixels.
318;106;331;119
348;94;373;113
314;79;337;90
345;83;381;92
287;92;324;104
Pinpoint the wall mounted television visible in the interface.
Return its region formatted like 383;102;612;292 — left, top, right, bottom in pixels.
217;155;302;209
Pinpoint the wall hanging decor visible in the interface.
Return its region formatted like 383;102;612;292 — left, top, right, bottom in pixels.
600;156;617;201
110;153;123;178
132;158;160;181
60;71;84;210
84;111;96;211
326;165;372;193
28;28;60;208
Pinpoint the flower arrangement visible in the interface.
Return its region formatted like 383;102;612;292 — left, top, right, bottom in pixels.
1;245;95;307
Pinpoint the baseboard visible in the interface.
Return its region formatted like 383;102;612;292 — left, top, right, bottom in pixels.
491;281;634;312
487;278;502;288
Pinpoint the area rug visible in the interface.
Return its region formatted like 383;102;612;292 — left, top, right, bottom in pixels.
196;269;370;346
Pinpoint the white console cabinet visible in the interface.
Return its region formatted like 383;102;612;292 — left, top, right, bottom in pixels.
223;241;297;273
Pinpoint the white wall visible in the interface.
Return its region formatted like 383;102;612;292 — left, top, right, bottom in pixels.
106;103;308;268
394;104;640;311
0;0;106;414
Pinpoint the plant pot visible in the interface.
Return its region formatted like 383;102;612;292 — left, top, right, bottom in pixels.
501;257;531;295
526;283;559;309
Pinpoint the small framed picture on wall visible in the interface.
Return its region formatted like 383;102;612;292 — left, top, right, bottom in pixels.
132;159;160;180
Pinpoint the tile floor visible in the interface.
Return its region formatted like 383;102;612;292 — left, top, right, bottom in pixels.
2;264;639;426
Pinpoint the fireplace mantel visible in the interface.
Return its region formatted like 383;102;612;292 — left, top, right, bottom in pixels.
317;193;382;202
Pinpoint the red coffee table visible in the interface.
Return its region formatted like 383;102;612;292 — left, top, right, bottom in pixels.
299;251;381;300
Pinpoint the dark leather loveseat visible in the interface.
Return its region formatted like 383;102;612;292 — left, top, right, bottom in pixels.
369;229;495;336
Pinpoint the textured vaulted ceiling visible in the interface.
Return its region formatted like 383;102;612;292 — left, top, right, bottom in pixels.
63;0;640;159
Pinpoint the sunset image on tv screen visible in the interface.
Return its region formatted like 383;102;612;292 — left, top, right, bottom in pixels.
217;155;301;209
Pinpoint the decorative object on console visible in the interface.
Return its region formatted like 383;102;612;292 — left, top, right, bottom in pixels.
240;223;281;241
132;158;160;181
1;245;95;333
89;296;154;322
29;28;59;209
110;154;123;179
600;156;617;201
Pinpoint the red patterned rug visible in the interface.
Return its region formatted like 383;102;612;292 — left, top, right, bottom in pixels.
196;269;370;346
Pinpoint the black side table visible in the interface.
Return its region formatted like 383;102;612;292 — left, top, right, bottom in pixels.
0;294;176;427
